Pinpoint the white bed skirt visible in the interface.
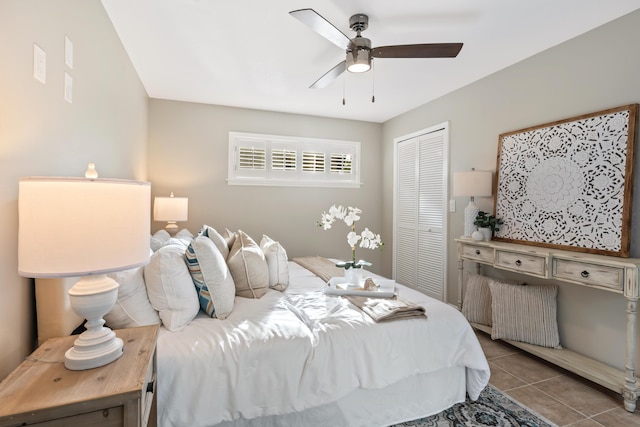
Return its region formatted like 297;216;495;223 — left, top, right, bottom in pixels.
213;366;466;427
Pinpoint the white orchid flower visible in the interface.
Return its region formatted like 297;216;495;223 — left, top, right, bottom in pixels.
317;212;334;230
347;231;361;247
371;234;382;248
344;207;361;226
359;228;381;249
329;205;347;220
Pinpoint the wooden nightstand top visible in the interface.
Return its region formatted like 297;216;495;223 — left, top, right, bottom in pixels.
0;325;159;424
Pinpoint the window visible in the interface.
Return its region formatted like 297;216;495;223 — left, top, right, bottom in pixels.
302;151;325;172
228;132;361;187
271;148;296;171
330;153;352;173
238;146;266;170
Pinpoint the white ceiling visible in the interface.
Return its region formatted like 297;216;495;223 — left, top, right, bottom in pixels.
101;0;640;123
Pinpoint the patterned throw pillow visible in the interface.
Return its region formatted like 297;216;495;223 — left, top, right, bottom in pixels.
489;280;562;349
185;235;235;319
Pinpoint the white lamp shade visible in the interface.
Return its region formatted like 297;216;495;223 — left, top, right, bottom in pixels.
453;171;493;197
154;196;188;222
18;177;151;278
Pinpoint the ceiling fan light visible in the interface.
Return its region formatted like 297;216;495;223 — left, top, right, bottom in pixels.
346;48;371;73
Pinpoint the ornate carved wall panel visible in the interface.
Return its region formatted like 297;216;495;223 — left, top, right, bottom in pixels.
494;104;638;257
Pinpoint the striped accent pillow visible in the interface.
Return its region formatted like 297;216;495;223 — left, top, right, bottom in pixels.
185;235;235;319
461;273;493;326
489;280;562;349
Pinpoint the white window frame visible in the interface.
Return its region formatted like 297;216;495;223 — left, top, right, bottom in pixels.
228;132;361;188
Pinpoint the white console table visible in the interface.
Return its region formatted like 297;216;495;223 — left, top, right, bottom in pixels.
456;238;640;412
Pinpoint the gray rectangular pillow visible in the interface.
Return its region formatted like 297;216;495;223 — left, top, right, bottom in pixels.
462;273;523;326
461;273;493;326
489;280;562;349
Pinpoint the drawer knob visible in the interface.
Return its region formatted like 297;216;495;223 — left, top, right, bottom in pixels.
475;249;481;255
581;270;589;278
515;260;522;267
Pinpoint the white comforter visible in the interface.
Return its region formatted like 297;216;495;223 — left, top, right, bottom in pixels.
157;262;489;427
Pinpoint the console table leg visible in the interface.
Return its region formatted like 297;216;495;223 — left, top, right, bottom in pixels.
457;258;464;310
624;297;639;412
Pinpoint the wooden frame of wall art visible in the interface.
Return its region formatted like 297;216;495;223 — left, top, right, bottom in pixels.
493;104;638;257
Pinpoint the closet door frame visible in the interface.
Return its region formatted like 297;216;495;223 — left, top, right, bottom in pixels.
392;121;450;300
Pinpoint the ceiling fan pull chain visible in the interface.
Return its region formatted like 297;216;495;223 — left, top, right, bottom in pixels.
342;73;346;105
371;59;375;103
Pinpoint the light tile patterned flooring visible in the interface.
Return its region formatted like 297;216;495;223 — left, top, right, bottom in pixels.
476;331;640;426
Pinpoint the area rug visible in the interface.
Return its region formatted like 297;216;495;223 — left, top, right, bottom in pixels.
391;385;558;427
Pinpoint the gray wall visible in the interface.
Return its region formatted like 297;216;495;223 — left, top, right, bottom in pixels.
2;0;639;382
148;100;384;269
0;0;148;379
381;10;640;370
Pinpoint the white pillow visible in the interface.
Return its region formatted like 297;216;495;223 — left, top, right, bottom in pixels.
144;244;200;331
224;228;236;251
227;230;269;299
260;235;289;291
185;236;235;319
173;228;194;247
198;225;230;259
150;229;171;252
105;263;160;329
175;228;194;240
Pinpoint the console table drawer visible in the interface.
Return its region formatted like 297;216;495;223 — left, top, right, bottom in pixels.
495;250;546;276
552;259;624;291
460;244;494;263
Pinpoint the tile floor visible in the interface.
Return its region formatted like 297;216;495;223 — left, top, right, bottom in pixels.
475;331;640;426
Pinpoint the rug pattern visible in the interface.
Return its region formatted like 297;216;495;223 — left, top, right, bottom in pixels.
392;385;557;427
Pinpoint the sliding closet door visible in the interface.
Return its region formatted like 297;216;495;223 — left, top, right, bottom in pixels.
394;123;448;301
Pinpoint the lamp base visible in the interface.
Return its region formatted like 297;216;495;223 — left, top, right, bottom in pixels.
65;331;123;370
66;274;123;370
464;200;479;237
165;221;179;236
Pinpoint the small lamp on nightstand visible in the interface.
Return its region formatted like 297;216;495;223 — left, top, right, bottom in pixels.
153;192;188;235
453;169;493;237
18;164;150;370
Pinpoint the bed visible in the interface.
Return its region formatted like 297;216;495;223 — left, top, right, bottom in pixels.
34;228;490;427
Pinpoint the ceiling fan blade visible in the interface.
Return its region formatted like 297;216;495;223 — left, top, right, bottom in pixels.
310;61;346;89
372;43;463;58
290;9;352;51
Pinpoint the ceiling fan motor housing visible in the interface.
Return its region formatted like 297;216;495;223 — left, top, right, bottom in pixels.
346;36;371;73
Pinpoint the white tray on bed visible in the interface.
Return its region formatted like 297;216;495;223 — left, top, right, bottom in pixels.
324;276;396;297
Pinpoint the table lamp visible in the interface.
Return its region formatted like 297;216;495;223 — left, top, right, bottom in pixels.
453;169;492;236
18;166;150;370
153;192;188;235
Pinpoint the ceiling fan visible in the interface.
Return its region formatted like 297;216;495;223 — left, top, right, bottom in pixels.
289;8;463;89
